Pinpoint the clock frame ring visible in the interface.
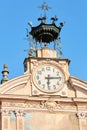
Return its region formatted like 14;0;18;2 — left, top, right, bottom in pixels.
32;63;65;93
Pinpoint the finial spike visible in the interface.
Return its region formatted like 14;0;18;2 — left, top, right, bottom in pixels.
1;64;9;84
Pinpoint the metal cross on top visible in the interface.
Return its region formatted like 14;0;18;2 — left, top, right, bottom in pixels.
38;2;51;16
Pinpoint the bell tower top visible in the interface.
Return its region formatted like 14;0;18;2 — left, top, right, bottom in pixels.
26;2;64;58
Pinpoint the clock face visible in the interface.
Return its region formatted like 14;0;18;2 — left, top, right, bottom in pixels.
33;64;64;93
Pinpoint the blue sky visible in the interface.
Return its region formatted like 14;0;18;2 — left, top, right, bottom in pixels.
0;0;87;81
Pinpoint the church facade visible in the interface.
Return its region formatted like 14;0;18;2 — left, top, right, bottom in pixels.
0;2;87;130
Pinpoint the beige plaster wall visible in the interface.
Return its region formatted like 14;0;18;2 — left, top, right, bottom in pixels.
10;111;79;130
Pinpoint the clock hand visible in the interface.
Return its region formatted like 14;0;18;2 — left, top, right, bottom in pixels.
47;81;51;90
45;75;62;90
49;77;61;81
45;75;51;90
45;75;61;80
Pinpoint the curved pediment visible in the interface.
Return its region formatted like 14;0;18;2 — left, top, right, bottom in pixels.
0;73;87;99
0;74;31;95
69;76;87;90
69;76;87;98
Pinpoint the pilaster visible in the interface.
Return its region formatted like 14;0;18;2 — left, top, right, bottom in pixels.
0;109;11;130
14;110;25;130
77;112;87;130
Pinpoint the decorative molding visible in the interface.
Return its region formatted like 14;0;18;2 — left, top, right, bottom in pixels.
0;109;25;117
31;60;38;66
32;60;63;70
2;101;87;114
76;112;87;119
1;100;62;112
2;102;25;107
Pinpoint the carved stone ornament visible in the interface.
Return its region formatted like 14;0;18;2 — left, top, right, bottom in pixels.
76;112;87;119
0;109;12;116
40;100;62;112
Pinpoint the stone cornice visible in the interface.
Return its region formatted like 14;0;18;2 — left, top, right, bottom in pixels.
73;98;87;102
0;95;87;104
